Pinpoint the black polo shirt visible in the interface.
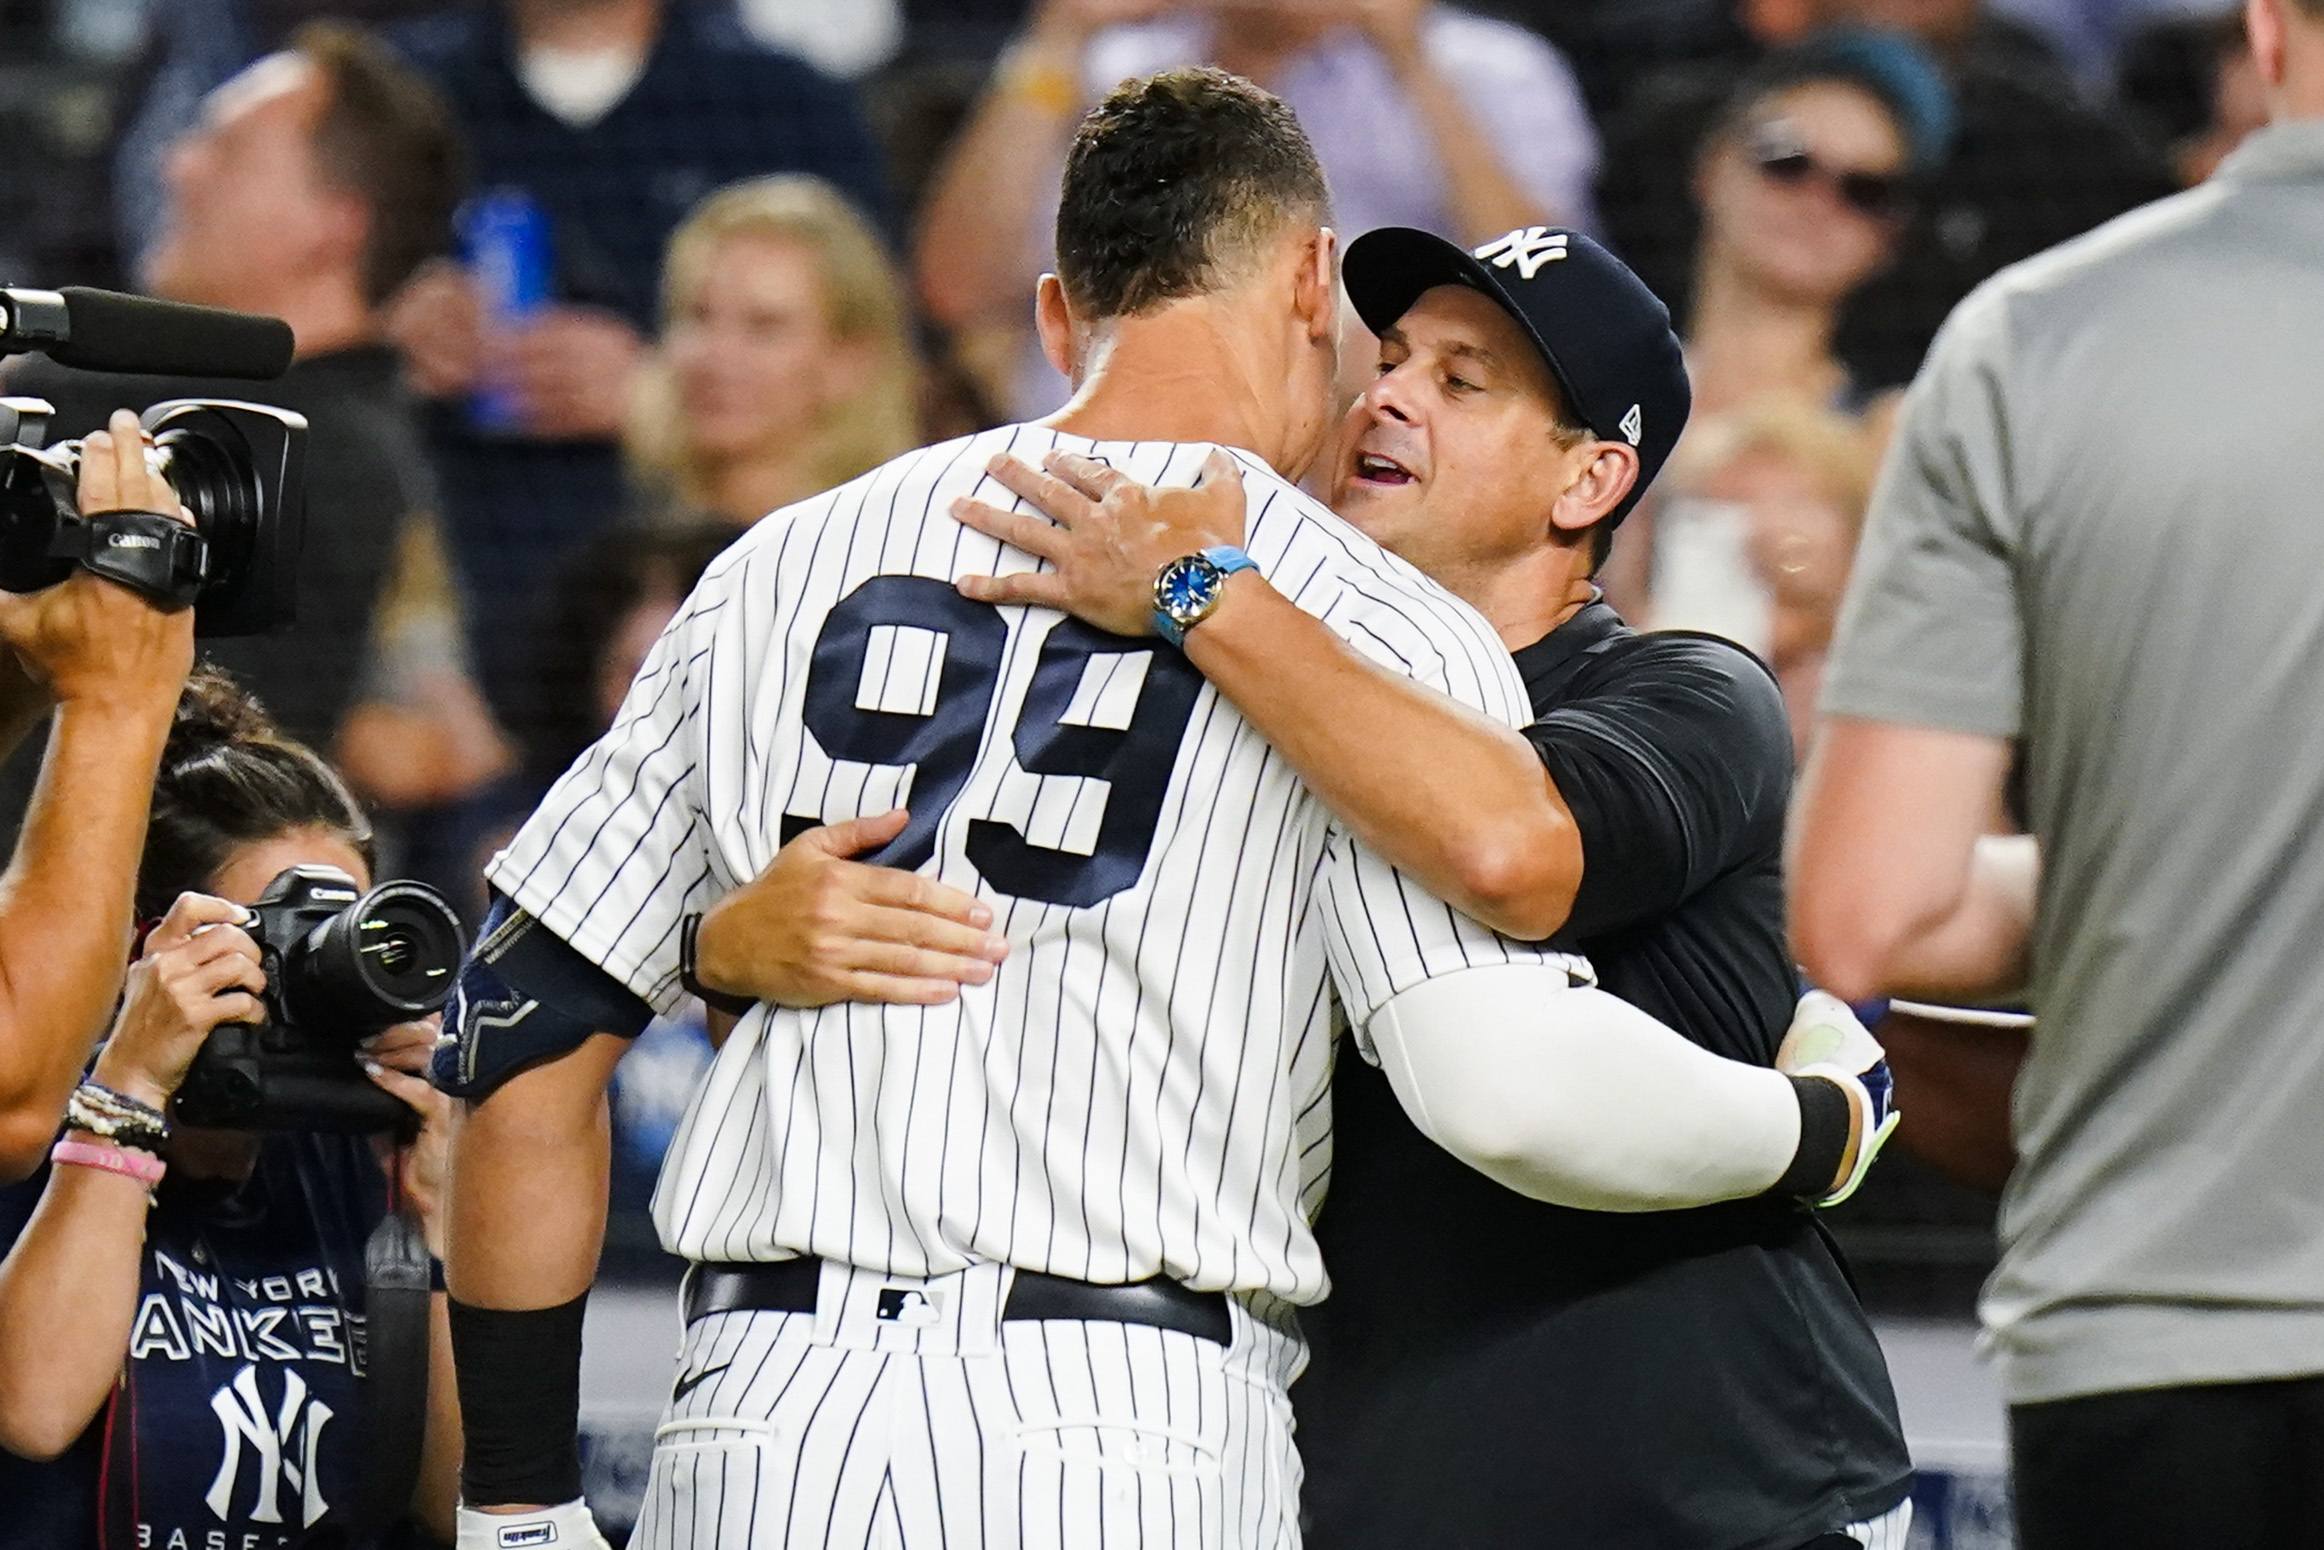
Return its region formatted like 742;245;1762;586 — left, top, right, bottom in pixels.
1297;599;1912;1550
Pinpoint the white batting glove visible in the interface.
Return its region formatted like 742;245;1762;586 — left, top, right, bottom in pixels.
1777;991;1901;1208
456;1499;612;1550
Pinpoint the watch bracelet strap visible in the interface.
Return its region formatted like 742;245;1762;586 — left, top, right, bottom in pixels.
1152;546;1261;648
679;913;758;1018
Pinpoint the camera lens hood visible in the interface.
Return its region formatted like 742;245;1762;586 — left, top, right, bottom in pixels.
287;879;466;1038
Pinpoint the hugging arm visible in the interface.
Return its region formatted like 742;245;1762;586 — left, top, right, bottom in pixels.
1363;965;1876;1211
954;450;1585;940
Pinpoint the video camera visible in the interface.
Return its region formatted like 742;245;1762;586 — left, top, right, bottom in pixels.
174;865;467;1133
0;286;304;634
0;397;306;635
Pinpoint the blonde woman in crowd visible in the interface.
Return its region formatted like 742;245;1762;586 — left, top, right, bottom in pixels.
1653;396;1878;756
626;173;921;529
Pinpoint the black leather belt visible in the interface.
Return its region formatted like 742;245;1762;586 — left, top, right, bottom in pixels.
684;1259;1233;1346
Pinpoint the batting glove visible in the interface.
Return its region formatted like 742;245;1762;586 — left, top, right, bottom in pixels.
1777;990;1901;1208
457;1499;612;1550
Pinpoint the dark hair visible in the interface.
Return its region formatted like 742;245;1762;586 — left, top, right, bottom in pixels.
2118;13;2251;153
1717;29;1956;174
1055;67;1330;320
1574;517;1604;572
138;667;375;920
520;520;737;786
293;20;466;306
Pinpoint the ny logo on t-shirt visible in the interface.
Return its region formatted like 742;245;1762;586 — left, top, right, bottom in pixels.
205;1364;334;1528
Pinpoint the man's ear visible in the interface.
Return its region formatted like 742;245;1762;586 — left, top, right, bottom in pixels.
1294;226;1340;344
2248;0;2287;91
1549;441;1642;536
1035;274;1077;380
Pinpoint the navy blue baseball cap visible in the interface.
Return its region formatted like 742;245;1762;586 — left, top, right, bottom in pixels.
1342;225;1691;525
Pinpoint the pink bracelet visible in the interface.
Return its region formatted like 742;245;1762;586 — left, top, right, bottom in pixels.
51;1138;166;1187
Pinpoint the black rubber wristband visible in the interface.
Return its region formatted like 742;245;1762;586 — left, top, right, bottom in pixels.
679;913;757;1018
1775;1074;1854;1200
448;1292;589;1507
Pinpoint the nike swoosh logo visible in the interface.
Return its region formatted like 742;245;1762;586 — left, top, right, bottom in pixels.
672;1361;732;1403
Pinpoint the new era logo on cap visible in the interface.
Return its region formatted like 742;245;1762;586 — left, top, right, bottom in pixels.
1472;226;1568;281
1619;404;1644;446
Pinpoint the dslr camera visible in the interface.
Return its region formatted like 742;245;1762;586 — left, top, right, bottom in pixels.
0;396;305;635
174;865;467;1132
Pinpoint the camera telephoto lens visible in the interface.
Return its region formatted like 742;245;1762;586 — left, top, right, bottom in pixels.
283;880;466;1040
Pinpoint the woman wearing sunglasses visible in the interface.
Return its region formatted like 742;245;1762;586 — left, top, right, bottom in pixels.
1684;31;1954;426
1610;32;1953;648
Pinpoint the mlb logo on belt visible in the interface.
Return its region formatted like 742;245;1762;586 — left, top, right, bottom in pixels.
877;1286;942;1326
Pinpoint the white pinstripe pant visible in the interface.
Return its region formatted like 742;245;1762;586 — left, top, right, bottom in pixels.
631;1262;1303;1550
1843;1497;1914;1548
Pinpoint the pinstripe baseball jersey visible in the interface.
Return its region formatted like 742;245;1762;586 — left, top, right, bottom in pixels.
486;426;1579;1305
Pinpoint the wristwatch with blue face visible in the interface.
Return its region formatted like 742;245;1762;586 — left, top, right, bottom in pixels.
1152;546;1258;647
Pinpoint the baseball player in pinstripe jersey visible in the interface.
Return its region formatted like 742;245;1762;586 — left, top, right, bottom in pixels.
433;70;1895;1550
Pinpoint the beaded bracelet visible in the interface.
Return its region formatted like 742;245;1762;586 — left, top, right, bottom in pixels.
66;1080;170;1155
52;1138;166;1187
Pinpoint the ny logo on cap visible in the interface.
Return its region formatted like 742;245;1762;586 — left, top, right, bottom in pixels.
1473;227;1568;281
1619;404;1644;446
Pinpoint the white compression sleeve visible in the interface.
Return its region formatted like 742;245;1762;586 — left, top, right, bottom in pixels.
1363;964;1802;1212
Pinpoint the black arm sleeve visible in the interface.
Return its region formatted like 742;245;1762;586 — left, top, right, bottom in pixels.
1525;635;1794;941
435;894;657;1100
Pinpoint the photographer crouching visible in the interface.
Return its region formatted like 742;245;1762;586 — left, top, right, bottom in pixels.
0;669;461;1547
0;409;197;1178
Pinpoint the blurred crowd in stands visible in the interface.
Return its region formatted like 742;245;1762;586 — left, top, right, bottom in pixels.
0;0;2262;1252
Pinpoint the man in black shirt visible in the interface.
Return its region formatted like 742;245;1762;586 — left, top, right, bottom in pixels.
944;225;1912;1546
3;22;463;757
384;0;894;723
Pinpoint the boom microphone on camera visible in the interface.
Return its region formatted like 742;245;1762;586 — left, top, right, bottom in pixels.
0;287;294;380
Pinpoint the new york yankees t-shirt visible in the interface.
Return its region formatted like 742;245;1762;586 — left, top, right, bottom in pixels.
0;1133;385;1550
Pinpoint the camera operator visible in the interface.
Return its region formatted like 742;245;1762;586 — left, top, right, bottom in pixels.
2;22;490;796
0;668;459;1548
0;409;198;1181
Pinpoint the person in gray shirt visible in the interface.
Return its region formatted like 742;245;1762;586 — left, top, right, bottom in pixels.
1786;0;2324;1543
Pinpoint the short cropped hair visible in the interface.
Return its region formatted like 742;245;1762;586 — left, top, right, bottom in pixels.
1055;68;1330;321
293;21;465;306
